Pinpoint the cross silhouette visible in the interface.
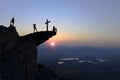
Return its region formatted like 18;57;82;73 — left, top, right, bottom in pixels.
45;19;50;31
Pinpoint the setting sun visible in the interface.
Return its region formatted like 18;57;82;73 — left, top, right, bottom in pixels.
50;42;55;47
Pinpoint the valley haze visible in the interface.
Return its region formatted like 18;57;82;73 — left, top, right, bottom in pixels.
37;45;120;80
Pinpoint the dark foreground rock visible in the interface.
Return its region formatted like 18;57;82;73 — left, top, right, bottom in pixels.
0;25;57;80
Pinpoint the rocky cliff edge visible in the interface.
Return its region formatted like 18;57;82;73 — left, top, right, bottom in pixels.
0;25;57;80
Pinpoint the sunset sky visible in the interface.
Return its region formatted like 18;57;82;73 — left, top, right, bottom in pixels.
0;0;120;47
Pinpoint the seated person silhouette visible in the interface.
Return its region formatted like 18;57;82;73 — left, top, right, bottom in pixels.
10;17;15;27
53;26;57;32
33;24;38;33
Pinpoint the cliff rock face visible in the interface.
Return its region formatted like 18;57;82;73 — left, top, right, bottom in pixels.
0;25;56;80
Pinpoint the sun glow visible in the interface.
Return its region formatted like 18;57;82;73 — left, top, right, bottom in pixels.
50;42;55;47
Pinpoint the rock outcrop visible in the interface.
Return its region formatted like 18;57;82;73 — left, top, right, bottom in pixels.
0;24;57;80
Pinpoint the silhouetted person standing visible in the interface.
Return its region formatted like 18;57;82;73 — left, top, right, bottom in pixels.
45;19;50;31
33;24;38;33
10;17;15;26
53;26;57;32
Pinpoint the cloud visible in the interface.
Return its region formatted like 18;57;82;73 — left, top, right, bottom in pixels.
60;58;79;61
58;62;65;64
58;57;106;65
79;60;97;64
96;58;106;62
